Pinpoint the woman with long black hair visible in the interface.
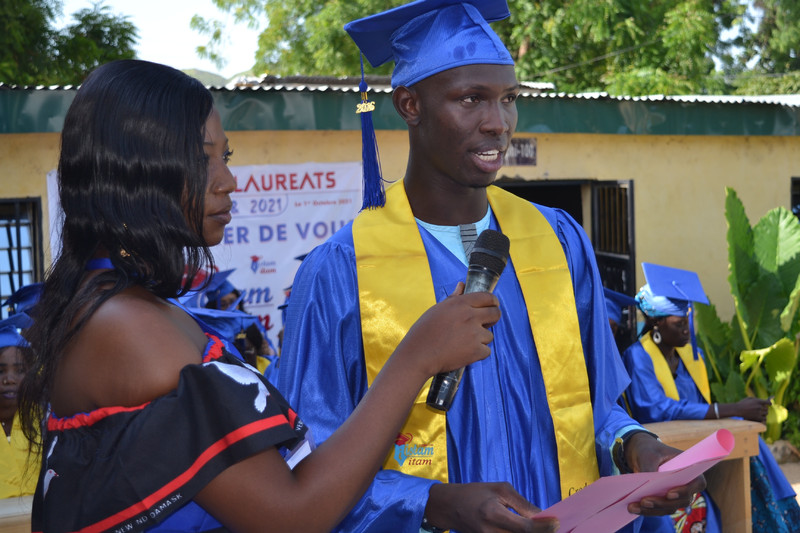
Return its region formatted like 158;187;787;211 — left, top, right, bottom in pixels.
17;59;501;533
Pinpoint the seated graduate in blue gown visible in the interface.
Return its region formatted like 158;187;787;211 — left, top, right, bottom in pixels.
187;268;279;377
622;262;800;533
0;311;39;499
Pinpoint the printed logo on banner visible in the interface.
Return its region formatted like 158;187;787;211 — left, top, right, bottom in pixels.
249;255;276;275
210;162;363;339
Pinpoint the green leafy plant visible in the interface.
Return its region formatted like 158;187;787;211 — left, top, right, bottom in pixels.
695;187;800;444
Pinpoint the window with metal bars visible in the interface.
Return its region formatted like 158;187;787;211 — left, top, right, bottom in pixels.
792;178;800;221
0;199;44;319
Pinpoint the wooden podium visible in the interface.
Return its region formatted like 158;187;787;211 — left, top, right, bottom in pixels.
0;495;31;533
643;418;765;533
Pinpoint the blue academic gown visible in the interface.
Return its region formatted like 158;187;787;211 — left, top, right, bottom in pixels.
623;339;796;533
277;204;641;533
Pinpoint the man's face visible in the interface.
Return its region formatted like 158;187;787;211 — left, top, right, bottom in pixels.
412;63;519;191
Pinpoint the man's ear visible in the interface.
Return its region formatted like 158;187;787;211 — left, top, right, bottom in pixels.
392;86;422;126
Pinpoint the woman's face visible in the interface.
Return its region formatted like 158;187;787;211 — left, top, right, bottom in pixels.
218;291;238;311
657;315;691;348
0;346;25;413
202;108;236;246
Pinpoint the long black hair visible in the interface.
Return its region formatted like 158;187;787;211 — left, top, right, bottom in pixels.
19;60;215;445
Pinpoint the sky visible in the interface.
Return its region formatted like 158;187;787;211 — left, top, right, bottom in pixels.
57;0;261;79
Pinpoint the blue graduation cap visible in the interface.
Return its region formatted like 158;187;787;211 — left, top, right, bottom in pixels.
344;0;514;209
0;312;32;349
345;0;514;89
187;307;262;352
3;283;43;316
638;263;707;359
641;263;708;307
205;269;237;306
603;287;637;324
179;269;239;309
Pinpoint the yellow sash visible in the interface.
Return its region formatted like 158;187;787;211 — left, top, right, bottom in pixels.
353;181;599;497
640;332;711;403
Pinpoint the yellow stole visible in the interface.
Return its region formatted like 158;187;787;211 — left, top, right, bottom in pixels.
352;181;599;498
256;355;271;376
640;332;711;403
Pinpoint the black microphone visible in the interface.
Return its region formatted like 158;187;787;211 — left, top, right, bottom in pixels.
426;229;510;411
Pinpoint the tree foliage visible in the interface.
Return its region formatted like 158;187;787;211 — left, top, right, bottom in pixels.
741;0;800;73
193;0;407;78
196;0;800;96
727;0;800;94
0;0;60;84
497;0;741;95
0;0;137;86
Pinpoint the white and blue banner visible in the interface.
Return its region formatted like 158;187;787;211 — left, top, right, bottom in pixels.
210;161;362;339
47;161;363;343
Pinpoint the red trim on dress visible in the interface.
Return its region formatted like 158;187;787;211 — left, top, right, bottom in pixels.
77;414;291;533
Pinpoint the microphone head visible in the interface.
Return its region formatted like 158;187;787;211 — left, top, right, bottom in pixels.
469;229;510;275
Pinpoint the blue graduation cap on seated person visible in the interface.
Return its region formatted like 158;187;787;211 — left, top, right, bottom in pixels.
178;269;238;309
0;312;32;349
3;283;43;317
187;307;263;357
641;263;709;307
603;287;637;324
204;269;237;306
638;262;708;359
344;0;515;210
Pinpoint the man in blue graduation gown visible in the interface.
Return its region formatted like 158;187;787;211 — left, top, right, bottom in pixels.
277;1;705;531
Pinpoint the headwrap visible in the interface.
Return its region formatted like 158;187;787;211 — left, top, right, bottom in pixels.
635;284;689;318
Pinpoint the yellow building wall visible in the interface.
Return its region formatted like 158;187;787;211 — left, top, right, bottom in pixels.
3;129;799;319
505;133;800;320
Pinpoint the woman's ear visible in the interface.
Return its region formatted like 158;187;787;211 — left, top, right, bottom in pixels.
392;86;422;126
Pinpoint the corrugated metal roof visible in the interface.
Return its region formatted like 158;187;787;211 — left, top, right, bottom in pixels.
2;79;798;135
222;75;556;93
520;91;800;107
1;78;794;107
0;83;78;90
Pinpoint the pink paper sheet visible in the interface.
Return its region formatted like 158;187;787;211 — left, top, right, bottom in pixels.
535;429;734;533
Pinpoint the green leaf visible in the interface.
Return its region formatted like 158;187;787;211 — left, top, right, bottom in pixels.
695;301;731;348
780;273;800;333
725;188;758;333
768;403;789;425
742;275;789;348
740;349;761;372
695;300;736;386
710;371;746;404
753;206;800;273
763;338;798;386
740;337;797;396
